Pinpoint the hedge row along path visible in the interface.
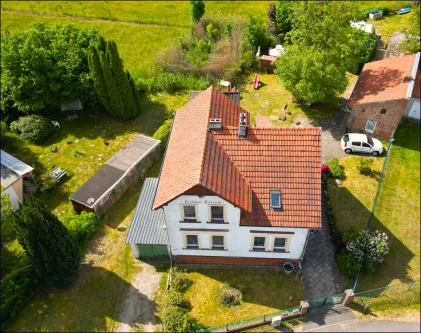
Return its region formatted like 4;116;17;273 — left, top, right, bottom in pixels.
0;8;184;28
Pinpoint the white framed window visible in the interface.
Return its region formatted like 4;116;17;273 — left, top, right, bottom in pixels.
210;234;226;250
250;234;268;251
183;232;201;249
208;205;227;222
180;204;199;221
270;190;282;209
365;120;376;133
271;235;292;252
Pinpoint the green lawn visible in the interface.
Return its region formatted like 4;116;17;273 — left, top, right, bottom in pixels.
3;161;163;332
1;1;271;27
328;119;420;291
239;73;357;127
183;270;304;328
0;11;188;78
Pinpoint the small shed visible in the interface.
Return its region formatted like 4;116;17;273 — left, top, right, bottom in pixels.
260;55;278;74
125;178;169;259
61;99;84;112
1;150;34;210
70;135;160;217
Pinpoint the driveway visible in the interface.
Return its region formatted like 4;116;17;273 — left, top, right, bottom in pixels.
116;262;164;332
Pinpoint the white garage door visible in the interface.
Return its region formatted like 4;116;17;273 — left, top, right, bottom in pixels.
408;100;420;120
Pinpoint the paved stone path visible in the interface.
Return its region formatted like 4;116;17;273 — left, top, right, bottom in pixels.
302;205;342;300
306;319;420;332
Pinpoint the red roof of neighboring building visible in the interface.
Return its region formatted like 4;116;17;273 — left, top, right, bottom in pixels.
261;55;278;61
348;53;417;105
255;116;275;128
153;86;321;228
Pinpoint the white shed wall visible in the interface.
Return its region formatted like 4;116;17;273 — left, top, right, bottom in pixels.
2;186;21;211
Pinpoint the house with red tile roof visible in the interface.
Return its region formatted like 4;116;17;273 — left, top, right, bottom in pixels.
347;52;420;139
126;86;322;266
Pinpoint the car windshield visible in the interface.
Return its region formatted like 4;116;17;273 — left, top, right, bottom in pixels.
367;137;374;146
343;134;350;142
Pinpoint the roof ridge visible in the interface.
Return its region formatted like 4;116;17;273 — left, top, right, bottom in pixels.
198;86;214;184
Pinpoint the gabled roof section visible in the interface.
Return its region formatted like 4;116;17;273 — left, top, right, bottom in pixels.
348;53;417;105
1;150;33;176
153;86;251;211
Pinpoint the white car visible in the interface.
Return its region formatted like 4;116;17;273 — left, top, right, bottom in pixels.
340;133;383;156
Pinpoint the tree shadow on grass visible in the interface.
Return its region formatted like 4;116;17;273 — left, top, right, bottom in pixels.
3;264;156;332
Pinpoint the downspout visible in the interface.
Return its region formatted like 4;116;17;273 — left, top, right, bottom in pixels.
346;104;355;131
299;229;312;261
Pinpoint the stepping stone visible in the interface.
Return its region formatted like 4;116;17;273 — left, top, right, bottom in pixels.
254;93;260;97
98;154;103;157
75;140;79;143
98;158;102;161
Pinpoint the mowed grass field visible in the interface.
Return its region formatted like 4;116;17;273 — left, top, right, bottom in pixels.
0;10;188;78
1;1;271;27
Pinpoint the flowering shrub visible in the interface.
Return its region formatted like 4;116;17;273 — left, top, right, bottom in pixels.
346;230;389;267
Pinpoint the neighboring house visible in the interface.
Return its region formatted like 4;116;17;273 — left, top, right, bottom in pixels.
347;52;420;139
70;134;160;217
1;150;34;211
126;86;322;267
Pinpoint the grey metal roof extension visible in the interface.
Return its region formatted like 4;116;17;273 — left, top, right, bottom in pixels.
1;164;20;188
1;150;33;176
125;178;168;245
70;134;160;208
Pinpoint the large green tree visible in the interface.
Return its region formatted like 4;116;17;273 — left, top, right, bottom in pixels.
190;0;205;23
13;197;80;289
276;1;360;104
1;23;99;114
267;0;296;36
88;37;141;120
246;15;271;52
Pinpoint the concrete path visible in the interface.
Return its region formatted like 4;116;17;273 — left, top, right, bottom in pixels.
116;262;163;332
306;319;420;332
301;304;356;331
302;204;342;300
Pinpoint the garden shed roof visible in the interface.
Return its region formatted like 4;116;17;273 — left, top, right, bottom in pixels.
70;135;160;208
125;178;167;245
1;150;33;176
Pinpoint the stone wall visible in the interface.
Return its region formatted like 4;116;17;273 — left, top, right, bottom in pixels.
93;145;160;218
348;99;408;139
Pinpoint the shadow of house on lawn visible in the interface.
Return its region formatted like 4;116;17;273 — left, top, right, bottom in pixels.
4;264;155;332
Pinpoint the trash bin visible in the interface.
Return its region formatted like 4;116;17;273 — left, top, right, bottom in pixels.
283;262;294;274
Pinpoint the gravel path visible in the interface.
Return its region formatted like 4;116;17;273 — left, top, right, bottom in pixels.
116;262;163;332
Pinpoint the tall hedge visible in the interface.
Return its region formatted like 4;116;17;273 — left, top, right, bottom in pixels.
13;197;81;289
88;37;141;120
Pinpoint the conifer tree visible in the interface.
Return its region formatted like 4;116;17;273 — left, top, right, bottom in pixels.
13;197;81;289
88;37;141;120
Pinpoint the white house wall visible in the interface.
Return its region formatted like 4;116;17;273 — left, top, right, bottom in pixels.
163;195;310;260
403;98;420;120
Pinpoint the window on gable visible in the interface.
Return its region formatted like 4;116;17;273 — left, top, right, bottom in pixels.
183;205;196;220
365;120;376;133
270;191;281;209
211;206;224;220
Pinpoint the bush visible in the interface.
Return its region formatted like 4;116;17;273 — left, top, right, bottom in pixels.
39;178;58;193
338;250;361;278
327;158;344;179
153;119;173;153
62;212;99;245
347;230;389;268
170;267;192;293
10;115;55;144
1;268;39;323
165;290;191;309
356;157;374;175
216;282;242;306
162;306;203;332
342;224;360;244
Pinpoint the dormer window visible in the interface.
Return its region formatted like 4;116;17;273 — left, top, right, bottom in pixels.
270;190;282;209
